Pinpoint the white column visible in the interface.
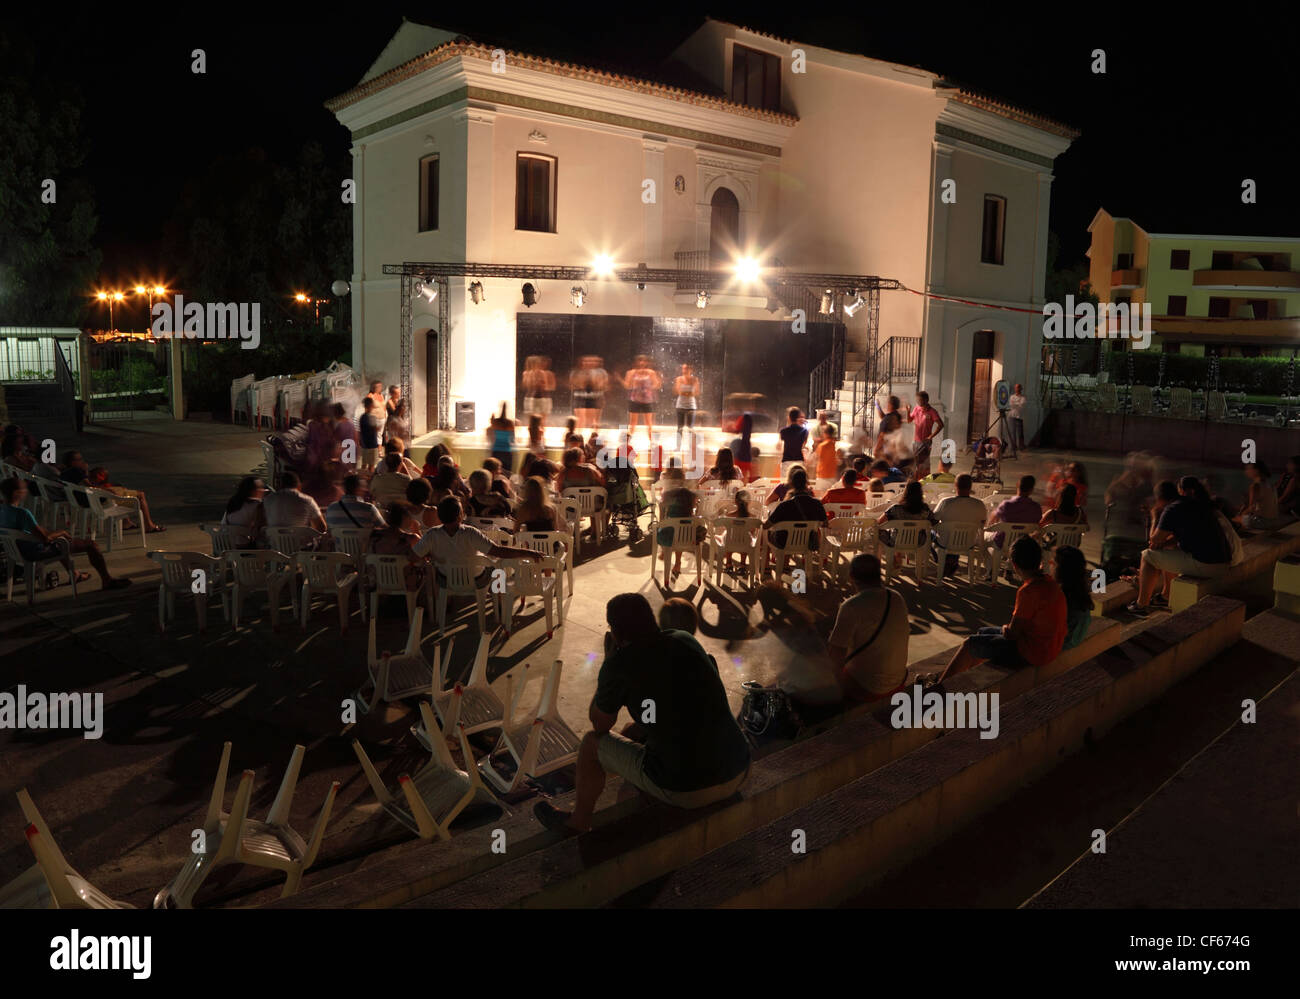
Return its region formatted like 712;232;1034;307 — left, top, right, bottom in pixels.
463;110;496;261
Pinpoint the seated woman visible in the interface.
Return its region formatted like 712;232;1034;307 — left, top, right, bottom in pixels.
513;475;564;533
86;466;165;534
370;501;421;556
421;443;452;479
1040;482;1089;531
382;438;421;478
221;476;267;548
875;480;937;548
655;459;702;581
765;463;805;506
699;446;744;489
1235;461;1279;530
405;477;440;531
0;476;130;590
466;468;513;519
555;446;605;491
1054;545;1094;650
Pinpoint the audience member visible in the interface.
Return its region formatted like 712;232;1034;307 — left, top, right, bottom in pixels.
370;501;421;556
1;477;130;590
533;593;750;835
466;468;513;518
924;459;956;484
513;476;564;533
1054;545;1094;650
821;469;868;513
85;465;165;534
382;439;421;478
369;453;413;508
658;596;699;635
221;475;267;547
987;474;1042;551
405;477;440;530
411;497;535;588
826;554;910;703
812;421;841;493
766;467;827;555
778;407;809;479
263;472;327;531
1235;461;1279;529
1127;476;1232;615
358;397;381;472
326;474;386;531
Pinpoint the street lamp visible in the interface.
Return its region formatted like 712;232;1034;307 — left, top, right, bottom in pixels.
294;291;328;325
95;290;126;333
134;283;167;334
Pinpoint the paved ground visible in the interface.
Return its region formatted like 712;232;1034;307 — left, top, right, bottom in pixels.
0;414;1262;907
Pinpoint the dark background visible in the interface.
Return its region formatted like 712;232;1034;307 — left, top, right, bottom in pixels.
9;3;1298;283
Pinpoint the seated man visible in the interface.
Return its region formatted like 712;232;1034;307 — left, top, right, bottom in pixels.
827;555;909;703
410;496;536;587
936;537;1066;682
326;474;386;531
821;468;868;514
868;459;907;487
262;471;327;531
986;474;1042;551
534;592;751;835
0;477;131;590
933;473;988;576
1127;475;1232;615
766;467;828;553
924;459;956;484
369;453;413;508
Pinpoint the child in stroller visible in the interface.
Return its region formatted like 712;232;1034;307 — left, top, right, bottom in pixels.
971;435;1003;485
601;440;650;543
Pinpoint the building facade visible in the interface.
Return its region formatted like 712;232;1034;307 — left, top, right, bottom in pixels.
1087;208;1300;358
329;18;1075;444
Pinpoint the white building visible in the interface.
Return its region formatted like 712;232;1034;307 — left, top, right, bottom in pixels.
328;18;1076;445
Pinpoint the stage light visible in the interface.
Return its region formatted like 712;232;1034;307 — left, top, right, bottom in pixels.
413;279;438;303
696;290;709;309
571;285;587;307
734;256;761;283
590;254;615;278
766;296;781;314
636;262;648;291
843;292;866;317
819;290;835;315
521;282;539;307
469;281;485;304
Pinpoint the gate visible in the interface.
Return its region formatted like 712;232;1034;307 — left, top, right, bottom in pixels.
84;335;171;420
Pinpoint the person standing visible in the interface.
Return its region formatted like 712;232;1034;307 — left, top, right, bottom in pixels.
873;395;904;464
905;391;944;480
358;397;381;472
487;403;516;475
673;363;700;451
365;380;387;440
779;407;809;480
1007;383;1028;454
332;403;358;475
616;355;662;447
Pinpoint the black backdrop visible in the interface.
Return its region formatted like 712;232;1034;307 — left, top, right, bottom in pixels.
515;313;840;431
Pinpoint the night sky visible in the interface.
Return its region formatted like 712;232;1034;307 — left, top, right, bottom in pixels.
14;4;1299;279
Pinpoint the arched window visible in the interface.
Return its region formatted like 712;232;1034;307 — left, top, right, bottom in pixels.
709;187;740;267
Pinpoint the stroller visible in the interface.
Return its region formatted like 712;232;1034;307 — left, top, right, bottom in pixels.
602;458;650;543
970;435;1004;485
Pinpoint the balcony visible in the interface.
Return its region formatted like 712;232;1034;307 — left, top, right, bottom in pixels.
1151;314;1300;345
1111;268;1142;289
1192;269;1300;290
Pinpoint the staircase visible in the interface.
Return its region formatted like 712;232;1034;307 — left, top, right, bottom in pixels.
0;343;78;439
819;337;921;434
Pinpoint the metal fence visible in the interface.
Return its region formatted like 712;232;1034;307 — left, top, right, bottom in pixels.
84;337;170;420
0;336;79;382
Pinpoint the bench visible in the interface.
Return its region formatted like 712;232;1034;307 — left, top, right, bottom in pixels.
1168;520;1300;611
643;596;1246;908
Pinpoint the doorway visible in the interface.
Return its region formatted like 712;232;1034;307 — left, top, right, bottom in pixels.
966;330;995;443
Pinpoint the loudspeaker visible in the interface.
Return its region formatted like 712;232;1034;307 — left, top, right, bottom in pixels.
455;401;475;432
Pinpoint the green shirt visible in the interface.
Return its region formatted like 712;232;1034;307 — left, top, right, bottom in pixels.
594;630;750;792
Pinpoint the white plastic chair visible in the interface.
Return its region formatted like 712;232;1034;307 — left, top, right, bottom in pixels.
434;554;495;635
880;518;933;586
1039;522;1087;572
498;555;560;639
825;517;877;585
352;708;494;840
73;485;144;552
985;521;1040;581
296;551;361;631
220;549;294;629
356;607;438;713
427;634;513;738
479;659;580;794
657;515;707;589
825;501;869;521
0;790;133;909
932;521;988;584
365;553;432;626
709;515;760;588
562;486;607;558
970;483;1000;503
154;742;255;908
236;744;340;898
0;529;78;605
31;478;73;531
200;522;238;558
764;520;824;585
469;516;514;535
516;530;572;622
148;550;221;632
265;525;324;558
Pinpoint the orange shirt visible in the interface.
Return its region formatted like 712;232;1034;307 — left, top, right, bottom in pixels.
821;486;867;508
814;438;839;479
1011;575;1068;666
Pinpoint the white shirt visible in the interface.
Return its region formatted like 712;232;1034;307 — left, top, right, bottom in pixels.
221;499;263;546
262;489;322;528
326;495;386;530
412;523;494;564
369;470;412;507
1008;393;1027;419
828;587;909;695
934;495;988;527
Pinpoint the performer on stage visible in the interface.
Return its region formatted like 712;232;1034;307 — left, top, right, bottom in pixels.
615;354;662;445
673;362;700;450
570;355;608;434
487;402;516;474
522;355;556;422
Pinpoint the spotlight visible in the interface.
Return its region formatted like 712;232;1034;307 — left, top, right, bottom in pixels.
570;285;587;308
843;292;865;317
521;282;539;307
765;296;781;314
413;279;438;303
590;254;615;279
469;281;485;304
819;290;835;316
636;263;648;291
696;290;709;309
734;256;761;283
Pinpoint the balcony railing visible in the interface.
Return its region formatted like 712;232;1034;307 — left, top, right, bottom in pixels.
1111;268;1142;288
1192;269;1300;289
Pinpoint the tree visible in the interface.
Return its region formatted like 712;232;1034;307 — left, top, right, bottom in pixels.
0;30;101;324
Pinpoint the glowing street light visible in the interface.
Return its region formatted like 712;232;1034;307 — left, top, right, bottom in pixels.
294;291;328;324
95;289;126;332
134;283;167;334
734;255;761;283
